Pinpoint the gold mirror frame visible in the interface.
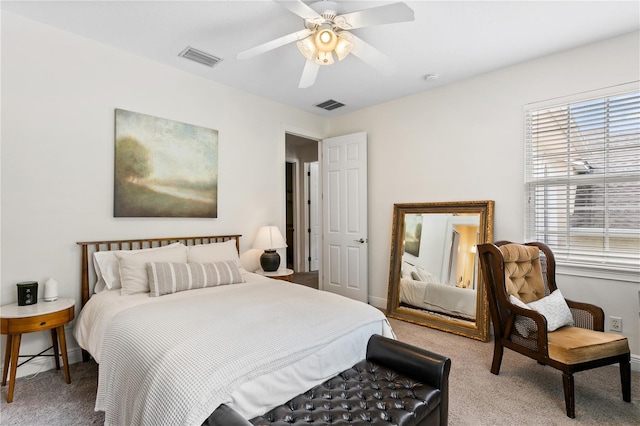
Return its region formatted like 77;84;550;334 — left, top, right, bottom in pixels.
386;200;494;341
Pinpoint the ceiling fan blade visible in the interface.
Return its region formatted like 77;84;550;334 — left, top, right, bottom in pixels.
274;0;323;21
348;33;396;76
299;60;320;88
237;28;313;60
335;2;414;30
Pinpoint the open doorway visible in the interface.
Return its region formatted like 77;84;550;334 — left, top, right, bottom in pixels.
285;133;319;277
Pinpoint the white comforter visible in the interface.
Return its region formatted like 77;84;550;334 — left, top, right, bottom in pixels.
400;277;477;320
74;274;393;425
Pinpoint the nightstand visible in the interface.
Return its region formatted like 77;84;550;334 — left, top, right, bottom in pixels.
255;268;294;282
1;298;75;403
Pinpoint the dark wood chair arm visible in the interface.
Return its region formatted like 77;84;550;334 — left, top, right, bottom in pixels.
565;299;604;331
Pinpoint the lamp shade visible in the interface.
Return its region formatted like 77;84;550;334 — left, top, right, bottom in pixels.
334;35;353;61
253;226;287;272
253;226;287;250
296;36;317;61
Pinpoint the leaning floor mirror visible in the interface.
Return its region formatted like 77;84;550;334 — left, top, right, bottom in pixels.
386;200;495;341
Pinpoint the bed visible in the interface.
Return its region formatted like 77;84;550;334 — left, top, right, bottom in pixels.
73;235;393;426
399;261;476;320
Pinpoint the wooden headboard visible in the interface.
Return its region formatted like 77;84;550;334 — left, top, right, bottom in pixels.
76;235;241;308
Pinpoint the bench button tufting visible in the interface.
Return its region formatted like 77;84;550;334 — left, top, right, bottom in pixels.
248;357;443;426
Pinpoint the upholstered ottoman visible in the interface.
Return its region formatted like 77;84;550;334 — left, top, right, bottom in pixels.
204;335;451;426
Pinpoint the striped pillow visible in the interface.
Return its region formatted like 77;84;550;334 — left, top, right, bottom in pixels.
147;261;245;297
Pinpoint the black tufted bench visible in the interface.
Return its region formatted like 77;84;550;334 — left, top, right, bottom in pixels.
204;335;451;426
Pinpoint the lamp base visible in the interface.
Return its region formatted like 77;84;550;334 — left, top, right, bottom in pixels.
260;250;281;272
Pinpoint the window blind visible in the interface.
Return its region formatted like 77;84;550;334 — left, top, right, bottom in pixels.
525;89;640;273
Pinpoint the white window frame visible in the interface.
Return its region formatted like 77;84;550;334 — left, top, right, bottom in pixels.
524;82;640;282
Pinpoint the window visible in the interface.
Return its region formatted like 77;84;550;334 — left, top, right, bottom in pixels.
525;87;640;276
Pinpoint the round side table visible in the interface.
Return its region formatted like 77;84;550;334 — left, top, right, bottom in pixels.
1;298;75;403
255;268;294;282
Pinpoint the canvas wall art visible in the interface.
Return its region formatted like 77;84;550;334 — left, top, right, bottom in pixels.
403;214;423;257
114;109;218;218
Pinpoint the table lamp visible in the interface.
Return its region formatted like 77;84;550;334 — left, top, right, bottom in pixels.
253;226;287;272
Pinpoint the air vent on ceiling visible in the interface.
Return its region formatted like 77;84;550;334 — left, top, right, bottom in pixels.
315;99;346;111
179;46;222;68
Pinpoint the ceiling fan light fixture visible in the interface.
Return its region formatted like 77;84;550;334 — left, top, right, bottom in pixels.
315;50;335;65
296;36;317;61
334;35;353;61
314;25;337;52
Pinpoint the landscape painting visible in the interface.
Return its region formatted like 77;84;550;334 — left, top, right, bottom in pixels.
404;214;423;257
114;109;218;218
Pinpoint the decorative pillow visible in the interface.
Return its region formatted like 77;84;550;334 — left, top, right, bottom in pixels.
401;261;417;279
187;240;247;275
93;242;184;291
509;290;574;335
411;267;439;284
117;244;188;295
509;294;529;310
147;261;244;297
527;289;574;331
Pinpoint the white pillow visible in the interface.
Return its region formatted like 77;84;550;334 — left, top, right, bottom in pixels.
509;294;530;310
509;290;574;334
187;240;247;275
401;261;417;279
93;242;184;290
412;266;439;284
527;289;574;331
93;254;108;293
117;244;188;295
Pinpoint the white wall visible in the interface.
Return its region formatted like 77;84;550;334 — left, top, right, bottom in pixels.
329;32;640;361
0;12;327;374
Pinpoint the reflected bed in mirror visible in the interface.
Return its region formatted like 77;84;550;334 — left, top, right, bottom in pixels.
386;200;494;341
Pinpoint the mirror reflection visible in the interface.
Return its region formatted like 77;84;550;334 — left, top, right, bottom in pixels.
387;201;494;341
400;213;479;321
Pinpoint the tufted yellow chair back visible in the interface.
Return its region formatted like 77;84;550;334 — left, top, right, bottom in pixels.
499;244;545;303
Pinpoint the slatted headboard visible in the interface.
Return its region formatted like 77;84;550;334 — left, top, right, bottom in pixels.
76;235;241;308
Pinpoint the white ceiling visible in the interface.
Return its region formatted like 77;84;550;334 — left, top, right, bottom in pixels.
2;1;639;117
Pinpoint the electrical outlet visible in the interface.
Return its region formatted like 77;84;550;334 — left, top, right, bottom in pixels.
610;316;622;332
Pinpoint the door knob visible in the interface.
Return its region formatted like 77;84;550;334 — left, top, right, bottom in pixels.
355;238;366;244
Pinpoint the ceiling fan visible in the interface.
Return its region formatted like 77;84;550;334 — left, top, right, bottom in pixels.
237;0;415;88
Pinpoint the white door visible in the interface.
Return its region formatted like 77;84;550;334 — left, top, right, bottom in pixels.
309;162;320;271
322;132;368;302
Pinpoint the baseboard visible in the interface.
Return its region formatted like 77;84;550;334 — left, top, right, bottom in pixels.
631;354;640;372
368;295;387;310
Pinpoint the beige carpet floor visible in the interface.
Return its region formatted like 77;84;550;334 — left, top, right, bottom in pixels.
1;317;638;425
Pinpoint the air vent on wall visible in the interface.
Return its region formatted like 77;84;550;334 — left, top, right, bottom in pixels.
314;99;345;111
179;46;222;68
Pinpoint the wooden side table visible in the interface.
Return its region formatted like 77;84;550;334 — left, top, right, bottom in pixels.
255;268;294;282
1;298;75;403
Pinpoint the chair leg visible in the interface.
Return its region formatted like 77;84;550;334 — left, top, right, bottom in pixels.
490;341;503;375
562;372;575;418
621;358;631;402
